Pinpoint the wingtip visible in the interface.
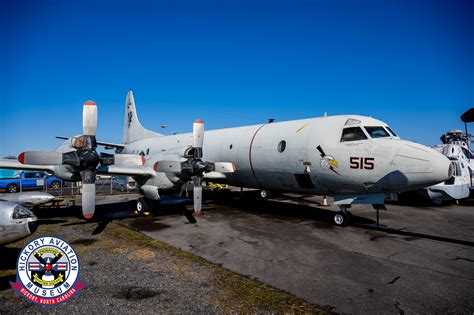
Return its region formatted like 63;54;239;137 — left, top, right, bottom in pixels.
194;119;204;124
83;214;93;219
18;152;25;164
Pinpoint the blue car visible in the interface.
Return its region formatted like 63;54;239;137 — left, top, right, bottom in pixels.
0;171;64;193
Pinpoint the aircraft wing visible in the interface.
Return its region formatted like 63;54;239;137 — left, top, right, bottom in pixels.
0;159;55;172
0;159;153;178
203;171;227;179
96;165;155;177
56;136;125;149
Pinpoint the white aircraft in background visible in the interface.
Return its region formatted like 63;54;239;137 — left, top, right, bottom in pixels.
0;91;453;226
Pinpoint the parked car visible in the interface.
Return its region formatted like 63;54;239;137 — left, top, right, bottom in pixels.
111;176;137;192
0;171;64;193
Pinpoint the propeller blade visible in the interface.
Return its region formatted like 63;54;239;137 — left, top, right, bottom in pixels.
80;170;96;219
192;176;202;215
18;151;63;165
213;162;236;173
193;119;204;159
83;100;98;136
154;160;183;173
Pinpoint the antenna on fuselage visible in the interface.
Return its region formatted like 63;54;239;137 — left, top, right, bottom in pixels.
267;118;275;123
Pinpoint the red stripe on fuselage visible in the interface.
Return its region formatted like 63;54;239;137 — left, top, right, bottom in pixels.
248;124;267;189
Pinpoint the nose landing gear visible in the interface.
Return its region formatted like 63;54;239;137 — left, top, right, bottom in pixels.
334;205;351;227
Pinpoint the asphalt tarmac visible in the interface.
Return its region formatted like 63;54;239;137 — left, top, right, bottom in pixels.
118;191;474;314
1;191;473;314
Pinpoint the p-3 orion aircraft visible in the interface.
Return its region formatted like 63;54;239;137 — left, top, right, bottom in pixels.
0;91;453;226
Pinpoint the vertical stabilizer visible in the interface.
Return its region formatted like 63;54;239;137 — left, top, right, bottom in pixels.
123;90;162;144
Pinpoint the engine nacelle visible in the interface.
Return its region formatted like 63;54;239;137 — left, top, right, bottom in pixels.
53;165;80;181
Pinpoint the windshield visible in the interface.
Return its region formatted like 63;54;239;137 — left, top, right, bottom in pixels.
364;126;391;138
341;127;368;142
462;147;473;159
385;126;398;137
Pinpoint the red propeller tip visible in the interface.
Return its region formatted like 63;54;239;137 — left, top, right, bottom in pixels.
141;156;146;166
232;163;237;172
83;214;93;219
84;100;96;106
18;152;25;164
194;119;204;124
153;161;159;171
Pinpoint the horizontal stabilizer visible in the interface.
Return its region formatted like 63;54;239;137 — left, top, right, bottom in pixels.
56;136;125;149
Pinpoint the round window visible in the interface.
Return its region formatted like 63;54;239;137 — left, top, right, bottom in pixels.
277;140;286;153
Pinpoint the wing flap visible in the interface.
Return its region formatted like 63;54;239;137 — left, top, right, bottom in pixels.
56;136;125;149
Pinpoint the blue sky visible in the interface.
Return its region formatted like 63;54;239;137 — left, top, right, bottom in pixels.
0;0;472;157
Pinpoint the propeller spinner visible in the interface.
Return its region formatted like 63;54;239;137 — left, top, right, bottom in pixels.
156;119;236;216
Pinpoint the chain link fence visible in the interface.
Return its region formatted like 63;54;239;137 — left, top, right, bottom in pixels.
11;175;138;197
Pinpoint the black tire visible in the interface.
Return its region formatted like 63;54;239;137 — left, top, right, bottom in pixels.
260;190;271;199
136;197;149;214
50;181;61;189
334;211;349;227
7;184;18;193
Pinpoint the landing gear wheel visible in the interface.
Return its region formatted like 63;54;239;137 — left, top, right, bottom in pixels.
260;190;271;199
334;211;348;227
136;197;149;215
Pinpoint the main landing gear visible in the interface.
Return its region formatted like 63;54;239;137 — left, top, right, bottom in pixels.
334;205;352;227
135;197;198;224
136;197;152;216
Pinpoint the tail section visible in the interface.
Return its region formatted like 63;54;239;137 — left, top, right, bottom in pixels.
123;90;162;144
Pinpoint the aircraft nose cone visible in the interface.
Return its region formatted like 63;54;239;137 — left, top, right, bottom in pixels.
32;192;54;203
389;141;452;191
430;150;452;183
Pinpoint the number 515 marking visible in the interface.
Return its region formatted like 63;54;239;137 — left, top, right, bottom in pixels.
350;157;375;170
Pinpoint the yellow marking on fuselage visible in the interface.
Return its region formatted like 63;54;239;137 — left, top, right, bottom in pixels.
296;124;310;133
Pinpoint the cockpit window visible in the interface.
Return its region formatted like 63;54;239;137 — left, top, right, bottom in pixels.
385;126;398;137
364;126;391;138
462;147;473;159
341;127;368;142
